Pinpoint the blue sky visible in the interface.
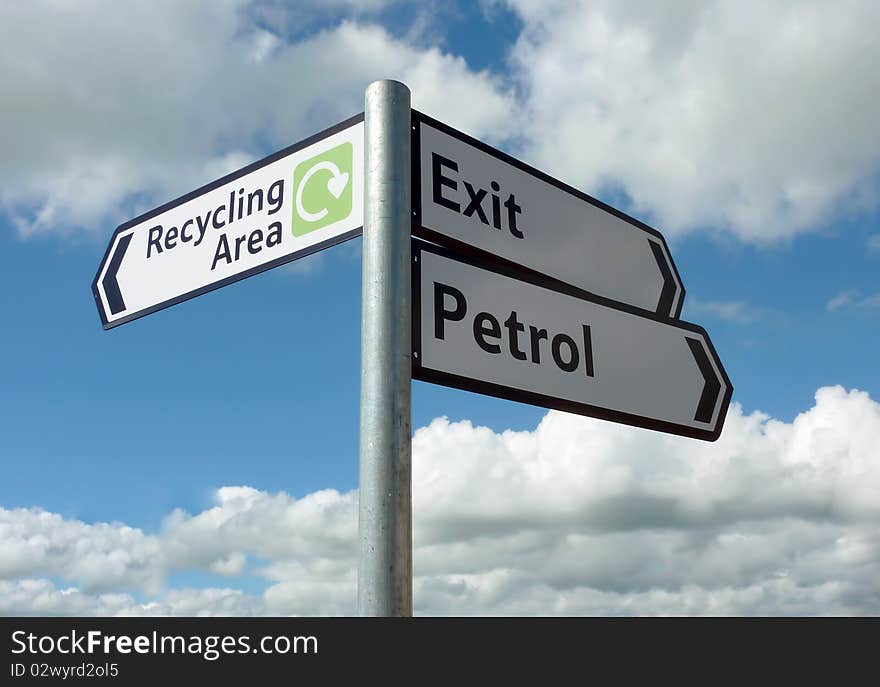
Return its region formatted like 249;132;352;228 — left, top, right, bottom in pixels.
1;1;879;616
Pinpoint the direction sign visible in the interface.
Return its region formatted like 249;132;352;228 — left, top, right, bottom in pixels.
412;240;731;441
93;114;365;329
412;111;685;318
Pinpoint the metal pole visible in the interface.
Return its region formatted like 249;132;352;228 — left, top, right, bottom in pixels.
358;79;412;616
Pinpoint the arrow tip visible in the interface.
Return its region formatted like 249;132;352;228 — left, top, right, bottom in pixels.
102;233;133;316
649;239;681;318
686;336;722;424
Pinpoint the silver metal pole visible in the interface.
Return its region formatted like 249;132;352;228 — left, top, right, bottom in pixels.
358;79;412;616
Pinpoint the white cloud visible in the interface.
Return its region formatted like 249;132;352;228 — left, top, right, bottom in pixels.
0;2;513;237
0;579;263;617
504;0;880;241
0;508;163;594
684;297;761;323
162;486;357;570
868;235;880;253
827;290;857;311
6;1;879;244
2;385;879;615
827;289;880;311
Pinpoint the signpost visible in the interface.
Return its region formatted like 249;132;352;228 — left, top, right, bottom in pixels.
358;81;412;617
412;240;731;441
93;81;733;617
93;114;364;329
412;111;685;317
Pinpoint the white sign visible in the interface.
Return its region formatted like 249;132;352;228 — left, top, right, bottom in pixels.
414;112;685;317
413;241;731;441
93;115;364;329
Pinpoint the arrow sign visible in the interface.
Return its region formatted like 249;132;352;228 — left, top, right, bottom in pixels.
412;240;731;441
93;114;364;329
412;111;685;318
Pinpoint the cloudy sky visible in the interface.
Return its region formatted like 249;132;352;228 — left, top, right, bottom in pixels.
1;0;878;616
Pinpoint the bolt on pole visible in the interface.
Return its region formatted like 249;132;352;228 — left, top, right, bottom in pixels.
358;79;413;617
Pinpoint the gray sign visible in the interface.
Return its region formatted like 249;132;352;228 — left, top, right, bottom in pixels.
413;112;685;318
413;240;731;441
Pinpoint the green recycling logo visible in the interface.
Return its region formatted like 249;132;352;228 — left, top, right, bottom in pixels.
291;142;353;236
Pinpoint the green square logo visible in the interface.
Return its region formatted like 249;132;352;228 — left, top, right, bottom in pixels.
292;141;353;236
